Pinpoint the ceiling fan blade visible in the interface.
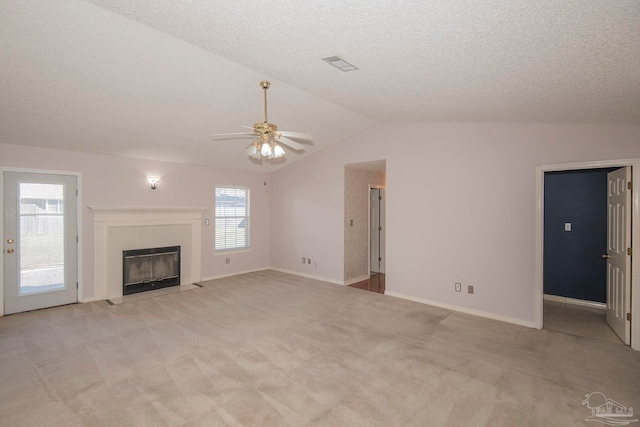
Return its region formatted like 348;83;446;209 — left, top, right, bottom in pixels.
211;132;257;141
277;136;304;150
278;131;313;142
241;125;257;130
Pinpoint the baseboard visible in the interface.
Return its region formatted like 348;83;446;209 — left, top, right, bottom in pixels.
82;268;332;302
344;274;371;286
200;267;270;282
269;268;344;285
385;291;537;328
543;294;606;310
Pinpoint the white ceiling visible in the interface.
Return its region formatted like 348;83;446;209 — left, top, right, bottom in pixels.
1;1;639;172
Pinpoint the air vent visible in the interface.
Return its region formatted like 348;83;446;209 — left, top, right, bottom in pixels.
321;56;358;72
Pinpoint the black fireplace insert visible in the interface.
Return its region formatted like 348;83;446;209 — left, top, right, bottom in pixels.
122;246;180;295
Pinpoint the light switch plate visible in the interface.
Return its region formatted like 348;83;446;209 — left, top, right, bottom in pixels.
565;222;571;231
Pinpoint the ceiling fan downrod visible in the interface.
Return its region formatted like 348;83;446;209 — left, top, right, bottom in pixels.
260;80;270;123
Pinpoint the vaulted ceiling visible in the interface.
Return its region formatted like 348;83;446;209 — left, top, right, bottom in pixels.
1;1;639;172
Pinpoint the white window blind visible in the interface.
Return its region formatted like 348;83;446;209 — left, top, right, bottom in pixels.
215;186;250;251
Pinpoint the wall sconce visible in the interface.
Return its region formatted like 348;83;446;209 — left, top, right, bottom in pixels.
147;177;160;190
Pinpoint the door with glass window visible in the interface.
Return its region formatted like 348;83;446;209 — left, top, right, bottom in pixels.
3;172;77;314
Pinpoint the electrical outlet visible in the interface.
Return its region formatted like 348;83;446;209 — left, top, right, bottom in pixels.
468;285;474;294
302;257;306;264
225;257;230;264
307;258;311;264
455;282;461;292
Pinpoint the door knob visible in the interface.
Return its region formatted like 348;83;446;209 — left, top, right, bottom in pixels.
6;248;14;254
602;254;610;259
6;238;13;244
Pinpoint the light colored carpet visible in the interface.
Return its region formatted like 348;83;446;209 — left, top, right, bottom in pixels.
543;299;623;345
0;270;638;426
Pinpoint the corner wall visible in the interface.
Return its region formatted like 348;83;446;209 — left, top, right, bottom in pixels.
0;143;271;301
270;123;640;325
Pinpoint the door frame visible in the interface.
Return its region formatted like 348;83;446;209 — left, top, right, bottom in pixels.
535;158;640;351
0;167;83;317
369;186;386;274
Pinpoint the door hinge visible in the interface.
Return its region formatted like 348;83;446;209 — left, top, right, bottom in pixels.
628;181;632;191
76;282;79;289
378;195;382;200
76;188;79;196
378;257;382;262
627;313;632;321
378;226;382;231
76;236;79;243
628;247;632;256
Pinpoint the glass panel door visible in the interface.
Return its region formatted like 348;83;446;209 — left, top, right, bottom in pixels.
19;183;65;294
3;172;78;314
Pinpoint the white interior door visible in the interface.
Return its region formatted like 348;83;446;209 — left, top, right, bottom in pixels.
370;188;386;274
606;166;631;344
3;172;78;314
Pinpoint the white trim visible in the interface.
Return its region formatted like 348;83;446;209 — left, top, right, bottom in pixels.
214;185;250;252
0;167;82;317
0;172;4;317
535;158;640;351
91;208;203;300
386;290;537;328
543;294;606;310
344;274;371;286
88;206;209;212
214;248;251;256
269;268;345;285
76;174;83;303
200;267;270;282
204;268;348;286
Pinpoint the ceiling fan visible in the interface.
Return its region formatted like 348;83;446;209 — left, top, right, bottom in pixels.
211;80;313;159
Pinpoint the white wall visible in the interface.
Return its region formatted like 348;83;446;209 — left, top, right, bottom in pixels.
4;122;640;327
270;123;640;325
0;142;271;300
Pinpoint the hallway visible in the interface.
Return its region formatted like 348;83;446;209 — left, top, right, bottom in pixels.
348;273;385;294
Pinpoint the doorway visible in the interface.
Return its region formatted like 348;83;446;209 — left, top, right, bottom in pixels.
370;187;385;274
2;171;79;315
343;160;386;287
543;168;623;343
536;159;640;351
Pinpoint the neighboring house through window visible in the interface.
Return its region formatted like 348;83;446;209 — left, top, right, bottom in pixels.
215;186;250;251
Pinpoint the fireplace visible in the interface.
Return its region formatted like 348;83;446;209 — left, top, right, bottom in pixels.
123;246;180;295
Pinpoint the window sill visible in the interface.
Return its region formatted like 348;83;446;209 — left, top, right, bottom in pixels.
215;248;251;255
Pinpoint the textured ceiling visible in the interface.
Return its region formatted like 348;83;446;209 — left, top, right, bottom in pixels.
1;1;639;172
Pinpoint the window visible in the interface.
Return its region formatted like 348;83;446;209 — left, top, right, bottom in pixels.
215;186;250;251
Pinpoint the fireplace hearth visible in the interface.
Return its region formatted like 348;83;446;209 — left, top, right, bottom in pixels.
123;246;180;295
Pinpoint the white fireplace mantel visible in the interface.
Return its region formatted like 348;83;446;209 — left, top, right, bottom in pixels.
90;206;208;301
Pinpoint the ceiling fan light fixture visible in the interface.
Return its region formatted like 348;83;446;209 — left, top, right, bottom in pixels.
273;143;285;158
212;80;312;161
246;142;260;159
260;141;272;157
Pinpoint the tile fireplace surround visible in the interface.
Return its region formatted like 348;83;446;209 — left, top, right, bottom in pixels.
89;207;206;301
